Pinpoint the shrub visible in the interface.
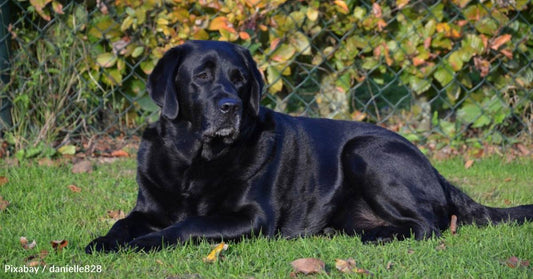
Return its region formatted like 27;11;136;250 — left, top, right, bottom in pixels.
1;0;531;154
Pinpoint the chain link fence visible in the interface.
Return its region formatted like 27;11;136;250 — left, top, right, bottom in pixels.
0;0;531;157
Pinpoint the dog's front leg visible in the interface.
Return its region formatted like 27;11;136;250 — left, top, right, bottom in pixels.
85;211;161;253
127;213;269;252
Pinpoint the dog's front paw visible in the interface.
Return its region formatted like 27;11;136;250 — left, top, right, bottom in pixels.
127;234;167;253
85;237;122;254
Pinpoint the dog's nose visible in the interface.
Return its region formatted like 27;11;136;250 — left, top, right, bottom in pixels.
218;98;241;114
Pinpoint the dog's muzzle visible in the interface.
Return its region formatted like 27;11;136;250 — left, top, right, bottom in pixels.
202;98;242;144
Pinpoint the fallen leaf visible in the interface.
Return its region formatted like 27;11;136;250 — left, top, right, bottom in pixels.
0;196;10;211
25;250;48;263
72;160;92;174
450;214;458;235
335;258;357;273
97;157;118;164
58;144;76;155
504;177;512;182
68;184;82;193
386;261;394;270
515;144;530;156
0;176;8;186
20;236;37;250
291;258;325;275
203;242;228;263
111;150;129;157
435;242;447;251
107;209;125;220
464;159;474;169
38;158;56;167
51;240;68;252
335;258;372;275
26;259;45;267
504;256;530;268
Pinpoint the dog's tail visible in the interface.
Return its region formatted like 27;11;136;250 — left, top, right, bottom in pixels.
439;172;533;225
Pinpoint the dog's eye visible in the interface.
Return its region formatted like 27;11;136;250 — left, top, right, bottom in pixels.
195;72;210;81
231;71;245;84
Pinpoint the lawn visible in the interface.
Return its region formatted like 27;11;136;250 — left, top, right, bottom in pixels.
0;157;532;278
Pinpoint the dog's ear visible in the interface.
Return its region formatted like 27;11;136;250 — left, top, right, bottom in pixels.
147;46;184;120
236;46;264;116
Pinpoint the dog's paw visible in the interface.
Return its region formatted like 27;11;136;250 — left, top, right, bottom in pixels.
85;237;122;254
127;235;166;253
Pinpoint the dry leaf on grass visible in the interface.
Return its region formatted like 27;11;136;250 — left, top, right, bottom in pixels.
72;160;93;174
51;240;68;252
38;158;56;167
0;176;8;186
25;250;48;267
515;144;530;156
335;258;373;275
435;242;447;251
107;209;125;220
503;256;530;268
0;196;9;211
111;150;129;157
386;261;394;270
67;184;82;193
203;242;228;263
291;258;325;275
464;159;474;169
20;236;37;250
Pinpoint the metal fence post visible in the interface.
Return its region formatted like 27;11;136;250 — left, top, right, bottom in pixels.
0;0;12;134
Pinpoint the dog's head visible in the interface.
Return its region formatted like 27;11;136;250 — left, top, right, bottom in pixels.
147;40;264;147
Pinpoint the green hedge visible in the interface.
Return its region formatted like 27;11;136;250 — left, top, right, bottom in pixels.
1;0;532;156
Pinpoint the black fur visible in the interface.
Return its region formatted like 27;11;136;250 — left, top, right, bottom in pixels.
86;40;533;253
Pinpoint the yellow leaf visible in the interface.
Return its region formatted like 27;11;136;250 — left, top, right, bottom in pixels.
96;53;117;68
208;17;229;31
203;242;228;263
244;0;266;8
156;17;169;26
396;0;409;9
306;8;319;21
267;66;283;94
271;44;295;62
436;23;450;33
334;0;349;14
290;32;311;55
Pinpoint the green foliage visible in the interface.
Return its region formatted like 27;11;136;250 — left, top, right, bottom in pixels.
1;14;97;154
2;0;532;152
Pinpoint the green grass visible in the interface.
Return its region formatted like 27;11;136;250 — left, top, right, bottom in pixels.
1;157;532;278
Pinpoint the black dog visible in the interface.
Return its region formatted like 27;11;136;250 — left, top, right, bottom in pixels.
86;40;533;253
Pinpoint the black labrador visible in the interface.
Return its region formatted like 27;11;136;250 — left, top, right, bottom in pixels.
86;40;533;253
